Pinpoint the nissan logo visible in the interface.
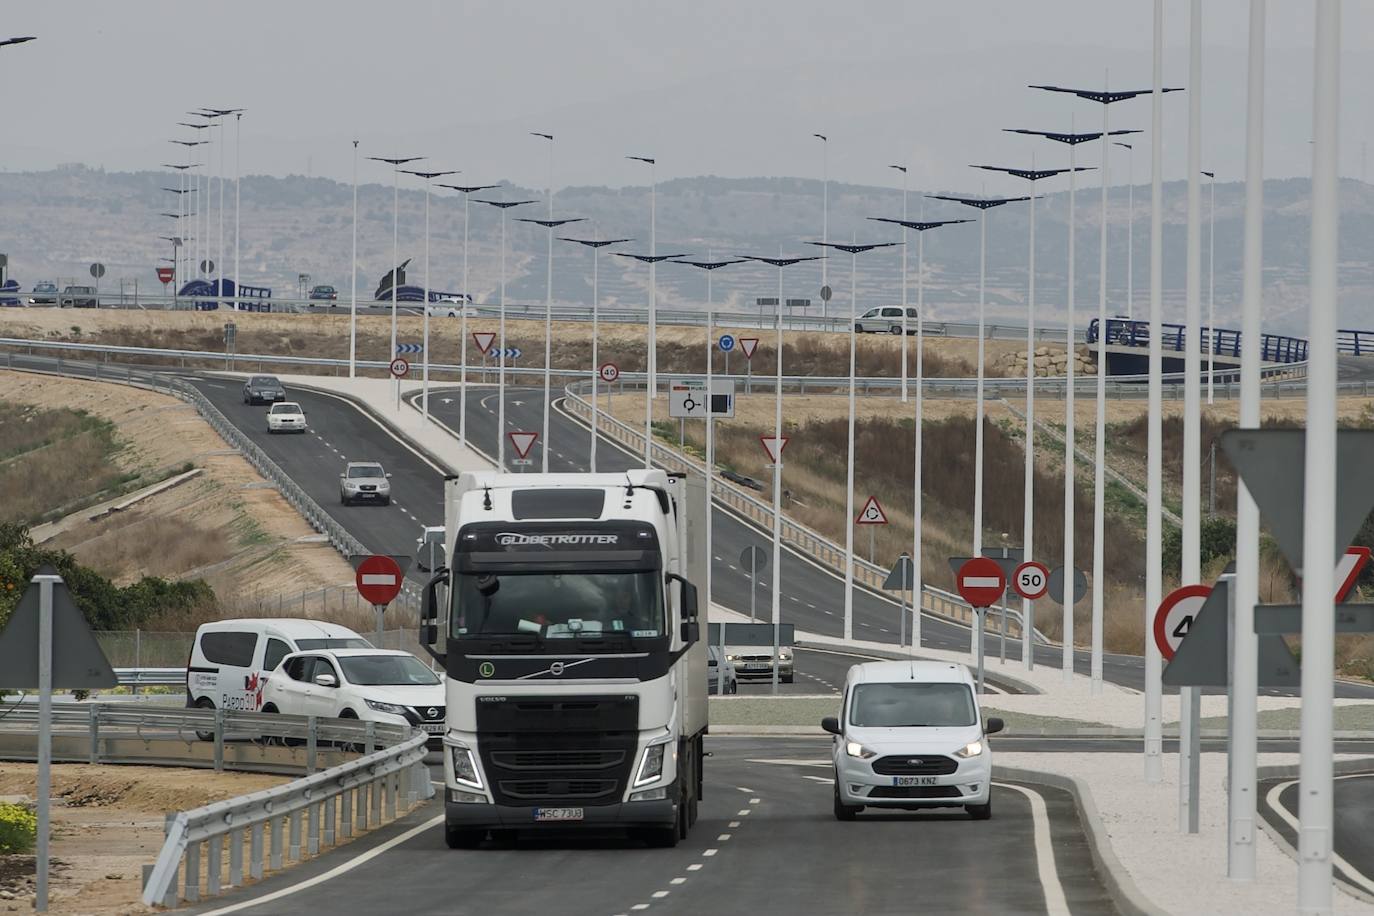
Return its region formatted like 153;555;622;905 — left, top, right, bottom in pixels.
549;662;565;676
427;707;439;719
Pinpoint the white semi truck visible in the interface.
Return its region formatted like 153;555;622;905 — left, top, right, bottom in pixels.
420;469;708;848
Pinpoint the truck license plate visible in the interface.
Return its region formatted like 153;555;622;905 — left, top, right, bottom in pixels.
534;807;584;822
893;776;939;787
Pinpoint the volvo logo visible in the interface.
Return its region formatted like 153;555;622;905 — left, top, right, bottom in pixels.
549;662;565;676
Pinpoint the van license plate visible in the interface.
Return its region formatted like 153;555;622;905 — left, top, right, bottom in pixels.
893;776;939;787
534;807;584;822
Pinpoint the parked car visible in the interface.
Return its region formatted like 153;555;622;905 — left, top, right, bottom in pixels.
707;645;738;694
416;525;445;571
29;281;57;305
262;648;446;746
266;401;307;434
340;460;391;505
855;306;919;334
59;285;97;308
823;660;1004;821
721;469;765;492
185;618;371;718
242;375;287;405
308;284;338;303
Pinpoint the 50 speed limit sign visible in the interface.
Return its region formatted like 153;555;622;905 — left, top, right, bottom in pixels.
1011;561;1050;600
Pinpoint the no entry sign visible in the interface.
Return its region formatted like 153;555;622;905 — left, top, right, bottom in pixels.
957;557;1006;609
1011;561;1050;601
1153;584;1212;661
355;555;404;607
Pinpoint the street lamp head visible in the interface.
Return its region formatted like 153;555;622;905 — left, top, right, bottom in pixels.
0;36;37;48
616;252;690;264
1003;128;1139;146
807;242;900;254
888;164;907;173
168;140;207;147
517;217;586;229
438;183;499;194
531;132;554;141
970;164;1094;182
867;216;974;232
367;156;425;166
1113;141;1134;151
1029;84;1184;104
813;133;828;142
672;259;749;270
474;199;537;209
925;194;1031;210
560;237;633;249
1202;170;1215;179
740;254;826;267
400;169;458;179
626;156;655;165
159;212;181;218
199;108;244;116
177;122;211;130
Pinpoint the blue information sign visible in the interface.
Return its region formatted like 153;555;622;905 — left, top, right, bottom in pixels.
719;334;736;352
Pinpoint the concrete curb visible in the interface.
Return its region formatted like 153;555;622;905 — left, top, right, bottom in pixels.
994;764;1166;916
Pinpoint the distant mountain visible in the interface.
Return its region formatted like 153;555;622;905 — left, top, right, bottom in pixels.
1;165;1371;335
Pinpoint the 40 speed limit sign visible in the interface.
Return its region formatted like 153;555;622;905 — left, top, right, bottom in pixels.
1011;561;1050;600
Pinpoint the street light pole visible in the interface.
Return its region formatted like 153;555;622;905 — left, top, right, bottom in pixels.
368;156;426;411
809;240;901;643
814;134;829;318
234;112;243;311
627;156;658;466
439;183;500;448
1204;169;1217;404
563;237;634;472
476;197;537;469
402;169;459;422
1115;142;1135;321
350;140;359;378
889;164;910;402
1146;0;1168;786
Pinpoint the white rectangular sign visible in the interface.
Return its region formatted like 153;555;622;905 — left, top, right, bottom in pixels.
669;379;736;419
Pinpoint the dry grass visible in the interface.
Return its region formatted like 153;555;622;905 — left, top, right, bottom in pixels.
0;401;135;526
72;513;228;582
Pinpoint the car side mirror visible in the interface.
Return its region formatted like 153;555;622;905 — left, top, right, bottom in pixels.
820;716;841;735
313;673;337;688
985;717;1005;735
385;473;393;478
339;473;346;479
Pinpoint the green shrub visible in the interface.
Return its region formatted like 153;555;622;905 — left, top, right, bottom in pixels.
1163;516;1236;577
0;802;36;853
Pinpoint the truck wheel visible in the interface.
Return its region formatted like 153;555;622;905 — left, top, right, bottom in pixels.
445;826;486;849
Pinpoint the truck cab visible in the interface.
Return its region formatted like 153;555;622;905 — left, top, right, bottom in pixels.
421;469;708;849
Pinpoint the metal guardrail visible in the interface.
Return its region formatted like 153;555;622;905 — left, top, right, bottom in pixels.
114;667;186;687
141;730;431;907
561;380;1047;644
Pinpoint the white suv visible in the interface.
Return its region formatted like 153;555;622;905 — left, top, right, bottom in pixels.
823;661;1003;820
855;306;919;334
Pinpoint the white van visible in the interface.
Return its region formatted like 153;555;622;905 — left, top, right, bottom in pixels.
823;660;1004;821
185;619;372;714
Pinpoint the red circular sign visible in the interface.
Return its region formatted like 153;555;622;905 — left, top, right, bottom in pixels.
356;555;404;607
599;362;620;383
1011;561;1050;601
956;557;1006;609
389;358;410;378
1153;584;1211;661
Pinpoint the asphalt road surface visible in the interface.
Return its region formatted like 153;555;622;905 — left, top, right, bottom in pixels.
1259;770;1374;901
183;736;1116;916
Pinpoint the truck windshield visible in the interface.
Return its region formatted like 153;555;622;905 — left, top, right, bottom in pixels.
451;570;664;639
848;683;977;728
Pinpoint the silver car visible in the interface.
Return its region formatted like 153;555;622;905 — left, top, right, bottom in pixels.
855;306;920;335
340;461;392;506
707;645;738;694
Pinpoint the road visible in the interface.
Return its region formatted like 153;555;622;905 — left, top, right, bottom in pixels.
184;736;1116;916
1259;770;1374;901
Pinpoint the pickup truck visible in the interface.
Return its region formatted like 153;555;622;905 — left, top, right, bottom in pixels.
60;285;97;308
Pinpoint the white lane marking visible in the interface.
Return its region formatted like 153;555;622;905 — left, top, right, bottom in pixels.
687;863;703;871
651;891;669;899
293;386;450;475
670;878;686;886
632;905;650;911
994;783;1070;916
703;848;718;857
718;834;731;841
735;786;753;793
736;809;751;816
803;775;835;785
749;797;761;805
194;814;443;916
728;821;740;828
1265;776;1374;895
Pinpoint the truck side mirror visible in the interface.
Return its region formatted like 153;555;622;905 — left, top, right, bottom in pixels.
680;619;699;645
420;568;449;663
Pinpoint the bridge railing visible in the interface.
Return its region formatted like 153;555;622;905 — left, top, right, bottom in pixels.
1086;318;1309;363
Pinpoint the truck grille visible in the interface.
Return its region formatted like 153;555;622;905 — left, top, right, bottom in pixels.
499;779;618;800
490;749;625;771
871;755;958;776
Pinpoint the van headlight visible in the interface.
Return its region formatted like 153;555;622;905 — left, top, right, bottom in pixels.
845;741;876;760
449;744;483;789
954;739;984;759
634;738;673;787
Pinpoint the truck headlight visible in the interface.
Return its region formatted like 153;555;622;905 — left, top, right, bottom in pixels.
634;739;673;787
845;740;876;760
365;698;407;716
954;739;984;759
449;744;483;789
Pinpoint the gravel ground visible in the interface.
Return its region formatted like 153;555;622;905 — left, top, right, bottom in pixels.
998;752;1374;915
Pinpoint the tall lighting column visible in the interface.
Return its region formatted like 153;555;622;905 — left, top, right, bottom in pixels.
888;164;912;401
349;140;360;378
813;134;829;317
561;236;633;471
233;112;244;311
626;155;660;466
1203;169;1216;404
1114;141;1136;321
401;168;459;421
439;182;500;447
809;240;900;643
368;155;426;410
475;197;537;468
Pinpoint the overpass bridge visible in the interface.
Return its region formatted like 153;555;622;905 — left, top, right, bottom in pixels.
1083;318;1374;377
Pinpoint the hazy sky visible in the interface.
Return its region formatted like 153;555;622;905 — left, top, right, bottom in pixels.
4;1;1372;195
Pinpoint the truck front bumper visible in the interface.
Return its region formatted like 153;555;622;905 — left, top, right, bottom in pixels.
445;792;676;831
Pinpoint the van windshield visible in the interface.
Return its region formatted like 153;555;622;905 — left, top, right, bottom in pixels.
295;637;371;650
848;682;976;728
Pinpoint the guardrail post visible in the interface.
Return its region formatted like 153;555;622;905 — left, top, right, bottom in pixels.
213;707;225;773
206;835;222;896
88;704;100;764
184;839;201;903
356;781;368;832
365;721;376;756
249;821;264;880
323;795;337;846
288;809;302;862
371;769;383;825
340;787;353;840
306;716;318;774
403;758;416;807
160;814;180;907
229;827;243;887
307;800;321;856
384;770;397;821
269;813;284;871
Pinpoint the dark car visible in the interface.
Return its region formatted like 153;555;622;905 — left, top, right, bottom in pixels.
308;285;338;303
59;285;97;308
242;375;287;405
29;281;57;305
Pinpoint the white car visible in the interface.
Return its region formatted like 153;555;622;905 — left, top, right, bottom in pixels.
855;306;920;334
426;302;478;318
823;660;1004;821
266;401;307;434
263;648;446;745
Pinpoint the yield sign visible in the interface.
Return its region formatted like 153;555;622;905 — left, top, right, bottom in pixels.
855;496;888;525
759;435;788;464
355;555;404;607
472;331;497;355
739;338;759;359
509;431;539;459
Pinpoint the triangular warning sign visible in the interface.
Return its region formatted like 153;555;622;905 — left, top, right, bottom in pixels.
0;569;117;689
508;431;539;459
856;495;888;525
472;331;496;355
739;338;759;359
759;435;788;464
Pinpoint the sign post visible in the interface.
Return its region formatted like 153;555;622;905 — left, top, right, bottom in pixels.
855;496;888;564
950;556;1007;693
740;545;767;624
980;547;1023;665
1012;560;1049;669
353;555;405;646
739;337;759;393
883;554;915;647
719;333;735;377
